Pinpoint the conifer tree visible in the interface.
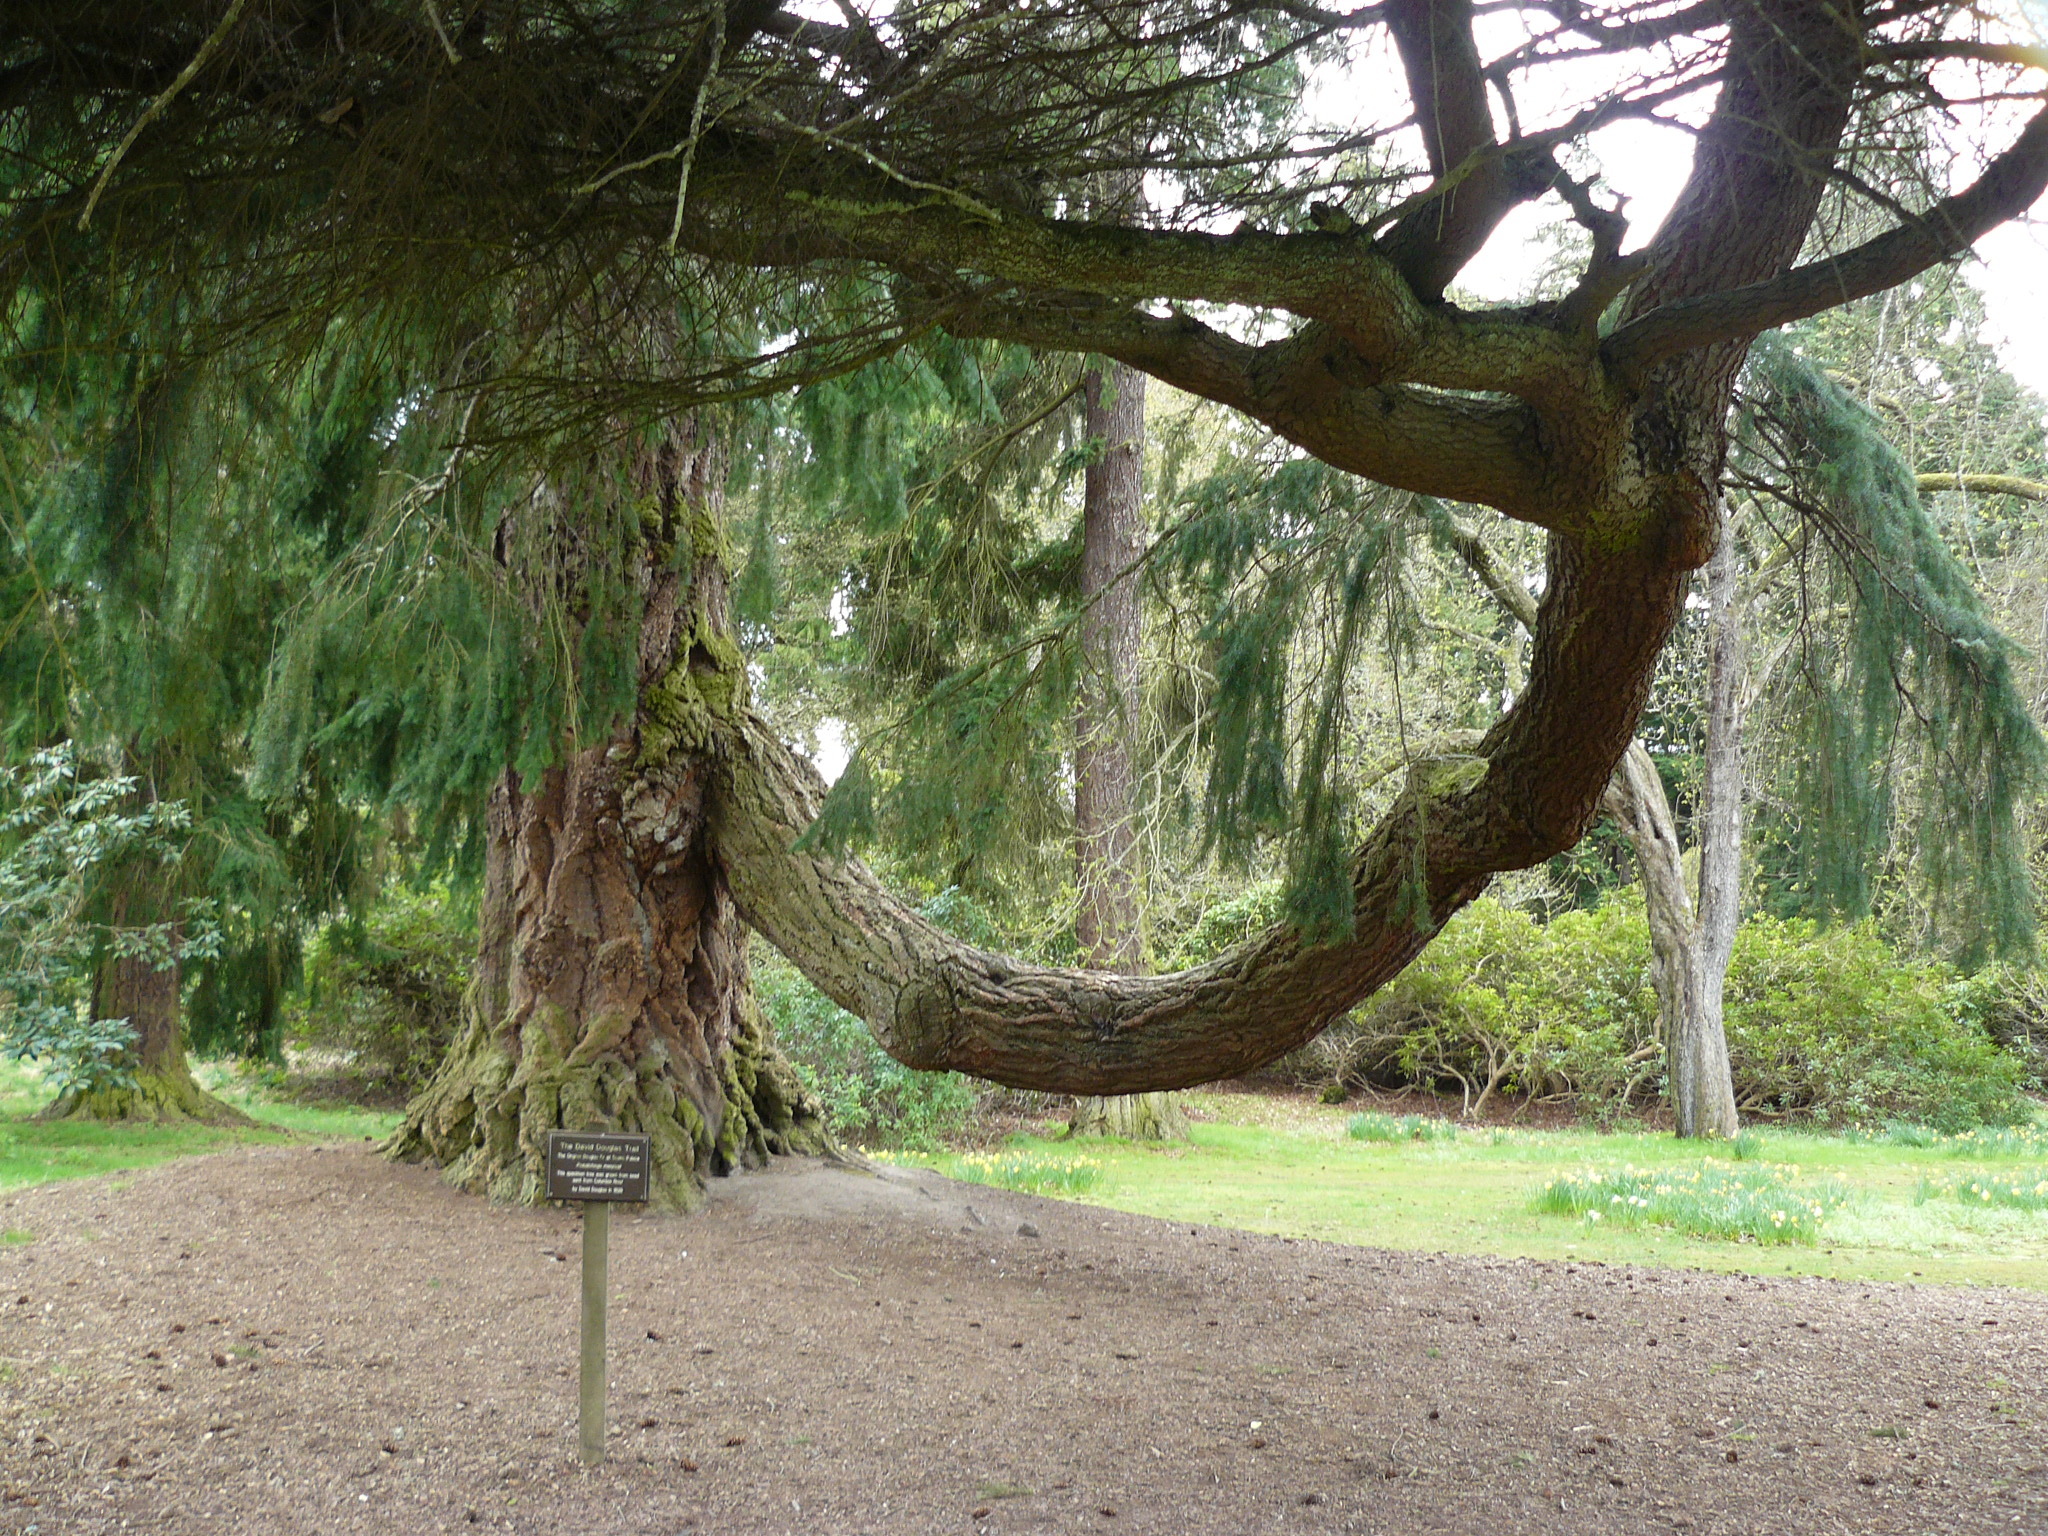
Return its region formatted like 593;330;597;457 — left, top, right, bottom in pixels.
1066;356;1188;1140
6;1;2045;1144
0;318;388;1119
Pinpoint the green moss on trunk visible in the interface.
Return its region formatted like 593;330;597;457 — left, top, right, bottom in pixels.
40;1063;252;1125
388;989;826;1212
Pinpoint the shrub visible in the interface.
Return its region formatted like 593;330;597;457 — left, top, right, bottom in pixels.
1723;917;2030;1130
754;948;977;1151
1946;963;2048;1088
294;885;471;1090
1294;896;1660;1115
1267;892;2031;1130
1157;880;1286;972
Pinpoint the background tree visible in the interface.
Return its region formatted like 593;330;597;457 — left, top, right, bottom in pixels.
1067;355;1190;1139
0;314;388;1118
5;1;2046;1185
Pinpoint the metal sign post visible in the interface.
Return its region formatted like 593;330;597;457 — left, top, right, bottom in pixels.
545;1130;652;1467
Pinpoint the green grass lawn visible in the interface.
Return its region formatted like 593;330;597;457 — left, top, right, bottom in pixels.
0;1057;400;1194
9;1053;2044;1293
901;1091;2048;1291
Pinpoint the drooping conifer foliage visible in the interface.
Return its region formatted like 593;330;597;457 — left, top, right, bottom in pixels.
0;295;394;1113
1737;337;2046;962
3;1;2046;1139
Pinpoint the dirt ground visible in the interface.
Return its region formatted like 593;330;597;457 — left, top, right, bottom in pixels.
2;1144;2045;1536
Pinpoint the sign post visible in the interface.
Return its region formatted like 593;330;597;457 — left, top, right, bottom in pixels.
545;1130;651;1468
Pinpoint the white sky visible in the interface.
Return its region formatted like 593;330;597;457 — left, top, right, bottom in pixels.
1311;11;2048;395
1451;118;2048;399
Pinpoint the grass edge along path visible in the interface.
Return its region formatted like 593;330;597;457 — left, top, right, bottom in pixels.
0;1058;399;1199
896;1091;2048;1292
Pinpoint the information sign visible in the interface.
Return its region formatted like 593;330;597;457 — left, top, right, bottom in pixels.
545;1130;651;1203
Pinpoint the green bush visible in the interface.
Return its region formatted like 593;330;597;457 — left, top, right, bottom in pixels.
1294;896;1660;1115
1723;916;2029;1131
1277;893;2030;1130
294;885;471;1090
754;947;977;1151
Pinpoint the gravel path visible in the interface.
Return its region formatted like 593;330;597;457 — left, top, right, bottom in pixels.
2;1143;2044;1535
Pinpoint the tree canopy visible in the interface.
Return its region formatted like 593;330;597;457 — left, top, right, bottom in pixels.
5;1;2047;1099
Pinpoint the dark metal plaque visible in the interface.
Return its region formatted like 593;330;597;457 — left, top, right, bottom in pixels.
545;1130;652;1203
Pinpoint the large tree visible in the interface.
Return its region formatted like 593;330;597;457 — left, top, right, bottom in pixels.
6;1;2045;1190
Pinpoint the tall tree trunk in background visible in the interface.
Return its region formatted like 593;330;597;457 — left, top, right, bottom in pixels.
1067;358;1186;1142
1676;527;1745;1140
389;419;826;1208
43;870;247;1123
1455;516;1740;1138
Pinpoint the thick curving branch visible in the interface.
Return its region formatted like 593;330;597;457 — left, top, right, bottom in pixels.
944;300;1577;525
712;527;1686;1094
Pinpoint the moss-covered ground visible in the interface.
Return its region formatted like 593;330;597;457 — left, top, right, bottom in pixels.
0;1057;399;1193
901;1090;2048;1291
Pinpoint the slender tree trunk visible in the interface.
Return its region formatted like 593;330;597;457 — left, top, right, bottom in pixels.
388;420;826;1208
42;875;247;1124
1675;525;1745;1139
1460;515;1740;1136
1067;358;1186;1141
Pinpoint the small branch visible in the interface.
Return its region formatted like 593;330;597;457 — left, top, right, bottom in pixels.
666;8;727;254
1916;472;2048;503
421;0;462;65
761;104;1005;224
79;0;254;231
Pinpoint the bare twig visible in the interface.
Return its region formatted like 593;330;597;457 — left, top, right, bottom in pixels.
79;0;254;231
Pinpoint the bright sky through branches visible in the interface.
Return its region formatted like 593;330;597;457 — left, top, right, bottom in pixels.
1308;4;2048;397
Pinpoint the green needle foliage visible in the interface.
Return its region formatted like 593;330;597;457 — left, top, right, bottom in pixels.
0;745;216;1097
0;299;394;1059
1741;336;2047;962
1159;451;1423;939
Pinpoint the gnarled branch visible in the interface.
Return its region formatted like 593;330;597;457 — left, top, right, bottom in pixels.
1606;103;2048;378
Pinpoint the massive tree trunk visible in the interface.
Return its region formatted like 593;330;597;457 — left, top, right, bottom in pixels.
42;876;247;1124
388;422;825;1209
1067;357;1186;1141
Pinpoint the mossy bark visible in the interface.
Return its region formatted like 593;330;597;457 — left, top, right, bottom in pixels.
40;942;249;1125
387;418;824;1209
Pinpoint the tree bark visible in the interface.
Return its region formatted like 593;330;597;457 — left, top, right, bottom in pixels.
1067;357;1186;1141
1676;526;1745;1140
42;875;248;1124
388;420;825;1208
